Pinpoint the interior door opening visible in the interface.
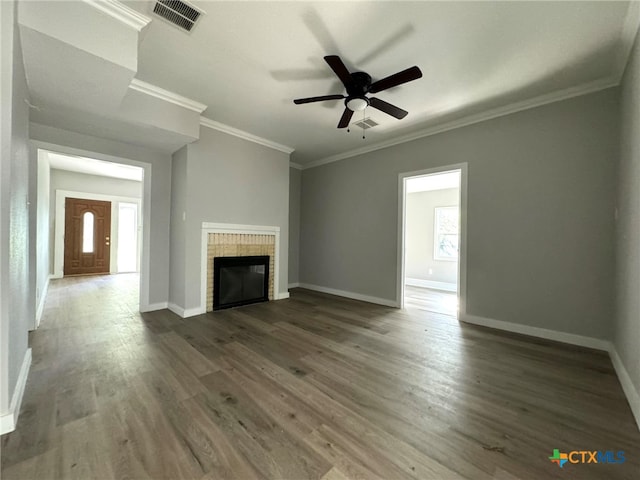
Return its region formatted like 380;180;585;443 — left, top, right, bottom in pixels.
400;167;464;317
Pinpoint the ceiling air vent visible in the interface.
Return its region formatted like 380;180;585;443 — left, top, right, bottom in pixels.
352;117;379;130
152;0;204;32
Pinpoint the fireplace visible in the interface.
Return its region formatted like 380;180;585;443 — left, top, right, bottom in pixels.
213;255;270;310
202;224;279;313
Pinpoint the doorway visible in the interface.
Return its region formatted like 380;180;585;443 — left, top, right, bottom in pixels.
398;164;467;317
63;197;112;275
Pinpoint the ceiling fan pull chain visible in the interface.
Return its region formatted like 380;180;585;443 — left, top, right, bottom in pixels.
362;108;366;139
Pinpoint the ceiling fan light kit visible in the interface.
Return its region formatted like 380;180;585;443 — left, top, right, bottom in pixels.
346;97;369;111
293;55;423;131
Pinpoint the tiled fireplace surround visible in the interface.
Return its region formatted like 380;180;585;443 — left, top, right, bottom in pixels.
200;223;281;313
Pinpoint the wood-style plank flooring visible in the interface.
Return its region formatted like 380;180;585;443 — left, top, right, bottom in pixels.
2;274;639;479
404;285;457;316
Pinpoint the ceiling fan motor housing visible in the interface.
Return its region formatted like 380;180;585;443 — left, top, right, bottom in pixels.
345;72;372;111
347;72;372;96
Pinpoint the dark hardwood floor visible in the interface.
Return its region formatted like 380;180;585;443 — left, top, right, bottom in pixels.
2;274;639;479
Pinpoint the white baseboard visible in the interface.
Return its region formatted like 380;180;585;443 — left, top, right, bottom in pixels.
298;283;399;308
609;345;640;431
405;278;457;292
0;348;32;435
168;302;186;318
168;303;203;319
460;313;610;351
184;307;205;317
460;314;640;432
288;282;300;289
35;277;50;328
140;301;168;313
275;292;290;300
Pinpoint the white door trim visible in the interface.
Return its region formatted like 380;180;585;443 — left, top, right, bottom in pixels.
397;163;468;317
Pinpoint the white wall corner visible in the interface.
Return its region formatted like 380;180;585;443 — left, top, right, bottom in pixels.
0;348;32;435
298;283;399;308
167;302;185;317
608;345;640;431
460;313;610;351
276;292;290;300
289;162;303;170
288;282;300;289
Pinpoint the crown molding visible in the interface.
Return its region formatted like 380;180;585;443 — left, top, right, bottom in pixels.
289;162;303;170
616;0;640;81
83;0;152;32
129;79;207;113
199;117;295;154
301;77;618;170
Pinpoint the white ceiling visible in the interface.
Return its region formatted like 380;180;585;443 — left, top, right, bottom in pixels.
24;1;639;166
47;152;143;181
126;0;635;164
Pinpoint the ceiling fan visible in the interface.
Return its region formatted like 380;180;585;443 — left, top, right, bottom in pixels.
293;55;423;129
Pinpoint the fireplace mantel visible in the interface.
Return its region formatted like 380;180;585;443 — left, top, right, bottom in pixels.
200;222;284;315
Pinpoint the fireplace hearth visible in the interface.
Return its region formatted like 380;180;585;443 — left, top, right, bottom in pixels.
213;255;270;310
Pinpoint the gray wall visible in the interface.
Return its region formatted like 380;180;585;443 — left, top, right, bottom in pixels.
289;166;301;285
300;89;618;339
405;188;459;285
0;0;31;416
615;30;640;412
30;123;172;307
169;145;187;308
170;127;290;311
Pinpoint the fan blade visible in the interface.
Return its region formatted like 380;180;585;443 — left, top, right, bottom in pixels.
369;66;422;93
294;94;344;105
369;97;408;119
337;108;354;128
324;55;352;87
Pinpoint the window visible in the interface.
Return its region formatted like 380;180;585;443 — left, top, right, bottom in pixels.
434;206;459;261
82;211;94;253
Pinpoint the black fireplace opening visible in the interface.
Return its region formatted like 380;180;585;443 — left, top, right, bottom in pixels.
213;255;269;310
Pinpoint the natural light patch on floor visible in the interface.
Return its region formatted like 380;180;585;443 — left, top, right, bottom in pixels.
404;286;457;317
